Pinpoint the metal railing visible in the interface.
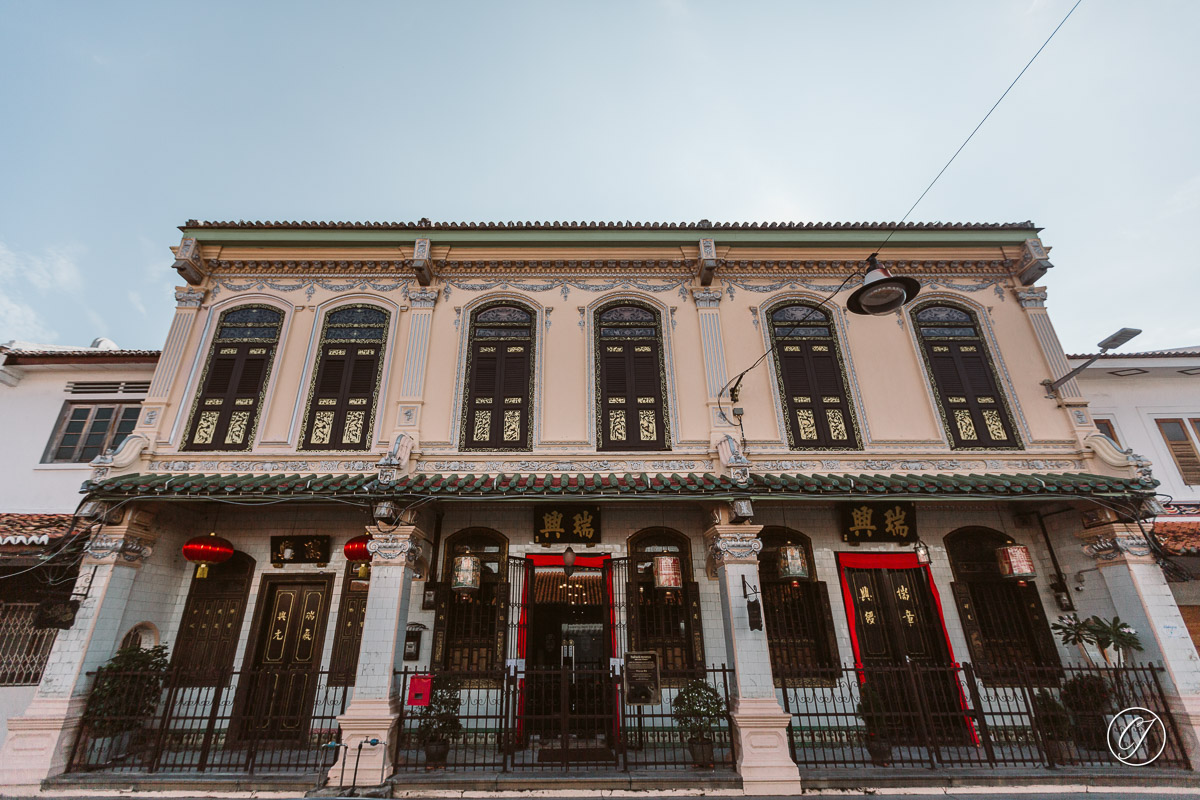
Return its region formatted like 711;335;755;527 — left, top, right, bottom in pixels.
67;668;349;775
0;602;58;686
780;661;1189;770
392;664;736;772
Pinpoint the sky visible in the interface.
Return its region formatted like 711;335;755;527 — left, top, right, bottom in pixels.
0;0;1197;354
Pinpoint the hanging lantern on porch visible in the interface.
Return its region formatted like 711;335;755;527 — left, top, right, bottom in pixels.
653;555;683;590
996;545;1036;580
777;545;810;582
452;552;482;593
344;534;372;579
182;531;234;579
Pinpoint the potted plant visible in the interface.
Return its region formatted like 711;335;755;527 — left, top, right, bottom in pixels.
414;675;462;769
1060;673;1115;751
81;644;169;764
857;684;893;766
671;678;727;768
1031;689;1072;765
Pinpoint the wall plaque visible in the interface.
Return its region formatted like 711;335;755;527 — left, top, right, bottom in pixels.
534;504;601;545
270;535;330;566
34;598;80;630
623;651;661;706
839;502;917;544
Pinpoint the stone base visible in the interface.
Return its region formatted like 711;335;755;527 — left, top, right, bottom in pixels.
1164;692;1200;770
0;697;84;789
730;696;801;795
325;698;400;789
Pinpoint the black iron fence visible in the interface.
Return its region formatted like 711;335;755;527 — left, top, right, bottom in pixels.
67;668;349;775
781;662;1189;770
392;665;736;772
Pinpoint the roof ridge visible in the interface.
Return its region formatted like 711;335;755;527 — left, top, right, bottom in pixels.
182;219;1040;232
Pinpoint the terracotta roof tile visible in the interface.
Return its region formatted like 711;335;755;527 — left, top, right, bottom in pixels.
1;349;160;358
1156;521;1200;555
184;219;1039;232
0;513;75;550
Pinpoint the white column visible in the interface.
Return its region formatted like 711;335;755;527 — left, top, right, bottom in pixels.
326;525;426;786
1079;522;1200;767
705;523;801;794
0;510;157;789
142;288;206;445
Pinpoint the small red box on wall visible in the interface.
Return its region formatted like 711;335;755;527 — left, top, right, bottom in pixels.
407;674;432;707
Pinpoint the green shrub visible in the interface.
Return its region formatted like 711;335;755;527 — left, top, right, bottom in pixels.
671;679;727;742
83;644;169;737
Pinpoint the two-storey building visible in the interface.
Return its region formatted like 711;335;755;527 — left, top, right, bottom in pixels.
1;220;1195;794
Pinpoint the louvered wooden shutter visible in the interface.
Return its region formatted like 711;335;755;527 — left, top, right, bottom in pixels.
1158;419;1200;484
626;582;640;652
1021;583;1062;670
778;341;857;448
465;341;530;449
185;343;274;450
685;580;705;673
599;341;665;450
430;583;449;671
924;340;1015;448
302;344;380;450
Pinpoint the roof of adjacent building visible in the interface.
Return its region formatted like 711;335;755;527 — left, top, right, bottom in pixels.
0;347;160;365
1155;520;1200;555
0;513;75;553
83;471;1154;500
184;219;1040;232
1067;347;1200;360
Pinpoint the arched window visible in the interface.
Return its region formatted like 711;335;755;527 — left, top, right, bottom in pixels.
432;529;509;672
628;528;703;675
768;303;859;449
945;528;1059;683
184;305;283;451
171;551;255;685
913;304;1018;448
299;305;389;451
596;303;669;451
758;528;840;682
461;303;534;450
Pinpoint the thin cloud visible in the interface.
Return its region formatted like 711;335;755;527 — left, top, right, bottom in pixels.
0;292;55;343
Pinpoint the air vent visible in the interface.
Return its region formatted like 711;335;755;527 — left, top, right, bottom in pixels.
66;381;151;395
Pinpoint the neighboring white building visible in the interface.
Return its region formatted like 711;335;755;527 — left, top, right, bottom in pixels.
0;342;158;743
1070;346;1200;648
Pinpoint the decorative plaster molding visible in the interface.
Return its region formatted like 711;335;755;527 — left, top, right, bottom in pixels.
174;287;206;308
1083;433;1153;479
692;288;723;308
707;528;764;568
1082;535;1153;561
409;288;439;308
90;433;149;470
1015;286;1048;309
84;534;153;563
147;459;380;473
367;532;424;566
414;458;714;473
749;457;1084;473
377;433;415;475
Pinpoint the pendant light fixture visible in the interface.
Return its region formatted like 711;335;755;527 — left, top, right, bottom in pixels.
846;254;922;316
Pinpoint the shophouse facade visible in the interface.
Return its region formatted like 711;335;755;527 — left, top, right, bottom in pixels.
0;342;158;744
0;221;1195;794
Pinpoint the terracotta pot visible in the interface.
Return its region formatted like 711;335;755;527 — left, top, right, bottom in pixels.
688;738;715;768
1044;738;1073;765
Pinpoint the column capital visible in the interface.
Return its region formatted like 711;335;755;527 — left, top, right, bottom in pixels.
692;288;724;308
365;524;429;571
704;523;764;570
174;286;206;308
408;287;439;309
1076;521;1155;566
81;506;158;566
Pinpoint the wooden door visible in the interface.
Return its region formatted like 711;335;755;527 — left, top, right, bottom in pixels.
236;576;332;741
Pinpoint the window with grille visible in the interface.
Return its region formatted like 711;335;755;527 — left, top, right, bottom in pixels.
432;529;509;672
299;305;389;451
757;528;840;683
946;528;1059;684
0;602;58;686
596;304;669;451
461;303;534;450
767;303;859;449
912;304;1019;449
627;528;704;676
1156;419;1200;484
170;551;254;685
44;402;141;463
183;305;283;451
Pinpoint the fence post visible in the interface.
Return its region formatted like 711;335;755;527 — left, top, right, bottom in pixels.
904;662;939;769
961;663;995;767
1019;662;1053;769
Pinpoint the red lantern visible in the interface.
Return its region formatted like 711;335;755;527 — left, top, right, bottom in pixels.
997;545;1036;580
345;533;372;578
182;532;234;579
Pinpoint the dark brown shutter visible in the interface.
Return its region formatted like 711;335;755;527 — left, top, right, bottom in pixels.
465;341;530;449
626;582;640;652
1158;420;1200;484
950;581;989;672
430;582;449;671
685;580;705;673
1022;584;1062;670
302;344;381;450
599;341;665;450
815;582;842;670
777;340;857;449
185;343;274;451
924;340;1015;448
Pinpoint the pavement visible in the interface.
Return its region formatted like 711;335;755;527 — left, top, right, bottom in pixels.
7;790;1200;800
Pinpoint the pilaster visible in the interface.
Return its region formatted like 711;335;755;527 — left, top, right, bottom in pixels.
0;508;158;788
142;287;206;444
704;522;801;793
393;287;439;439
1077;522;1200;767
327;524;427;787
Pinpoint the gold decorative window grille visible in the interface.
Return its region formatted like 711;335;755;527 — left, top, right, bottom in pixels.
343;411;365;444
504;397;522;404
821;396;841;404
982;410;1007;440
948;396;967;404
634;346;651;352
955;409;977;441
609;410;627;441
312;412;335;445
503;410;521;442
219;348;237;355
796;410;818;440
204;398;222;406
329;348;346;356
318;398;337;405
194;412;219;445
348;398;367;405
234;398;253;406
609;397;624;404
225;412;249;444
826;409;847;440
473;410;492;441
249;348;266;355
639;409;656;441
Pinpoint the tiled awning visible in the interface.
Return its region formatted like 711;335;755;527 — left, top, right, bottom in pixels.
532;570;606;605
82;471;1155;501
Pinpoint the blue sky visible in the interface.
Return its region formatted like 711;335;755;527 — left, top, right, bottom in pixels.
0;1;1196;354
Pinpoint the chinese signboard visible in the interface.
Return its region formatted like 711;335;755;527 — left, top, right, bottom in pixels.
534;505;601;545
623;651;661;705
838;502;917;544
270;535;330;566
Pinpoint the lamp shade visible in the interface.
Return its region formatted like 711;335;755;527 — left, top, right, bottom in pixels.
847;255;922;316
344;534;372;578
777;545;810;580
653;555;683;590
996;545;1036;579
182;532;234;579
452;554;482;592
